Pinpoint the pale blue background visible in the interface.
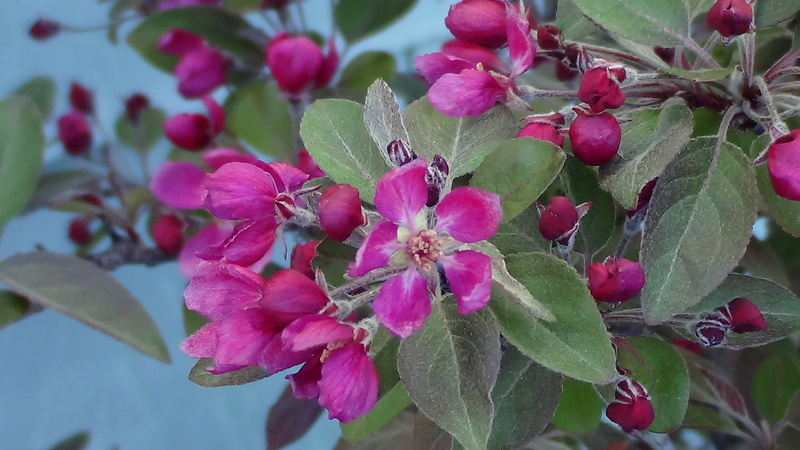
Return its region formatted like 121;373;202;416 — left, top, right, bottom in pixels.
0;1;452;448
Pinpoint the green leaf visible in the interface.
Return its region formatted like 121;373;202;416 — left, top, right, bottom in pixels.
189;358;267;387
14;76;57;119
640;138;758;325
183;302;209;337
689;274;800;348
551;378;604;433
681;402;739;433
617;337;689;432
556;0;608;42
225;83;295;162
489;252;617;384
403;97;517;178
369;327;402;397
569;0;690;46
489;204;551;255
755;0;800;28
338;52;397;93
266;384;324;450
335;411;416;450
222;0;262;13
0;96;44;234
49;430;90;450
0;290;31;329
599;101;693;209
363;79;410;159
341;382;413;442
398;300;501;450
656;67;734;82
114;107;166;154
334;0;418;42
0;252;170;363
471;138;566;223
487;347;562;449
127;6;264;73
300;99;389;202
752;356;800;423
312;238;357;287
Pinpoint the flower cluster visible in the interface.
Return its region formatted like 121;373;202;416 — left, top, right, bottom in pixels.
694;297;768;347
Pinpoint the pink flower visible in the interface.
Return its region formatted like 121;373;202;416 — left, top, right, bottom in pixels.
444;0;510;48
606;378;655;433
516;122;564;147
174;48;228;98
58;110;92;156
297;148;325;178
163;96;225;151
265;33;338;98
767;129;800;201
319;184;366;241
428;69;509;117
348;159;501;337
414;40;505;85
291;240;321;279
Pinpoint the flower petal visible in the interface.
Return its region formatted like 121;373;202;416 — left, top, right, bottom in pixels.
435;186;501;242
428;69;506;117
347;221;403;277
260;269;331;322
287;357;323;399
374;158;429;229
414;52;473;84
207;309;278;374
178;222;233;278
184;260;265;320
150;161;206;209
440;250;492;314
282;315;355;352
258;333;316;374
373;268;431;338
202;148;257;171
319;343;379;423
262;162;311;193
203;162;278;220
180;320;219;358
215;217;278;267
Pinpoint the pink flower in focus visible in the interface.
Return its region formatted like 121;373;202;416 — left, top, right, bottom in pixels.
348;159;501;337
319;184;366;241
266;33;338;98
297;148;325;178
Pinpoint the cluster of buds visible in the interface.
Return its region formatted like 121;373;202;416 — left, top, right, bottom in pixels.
158;29;229;98
57;82;95;156
694;297;768;347
606;377;655;433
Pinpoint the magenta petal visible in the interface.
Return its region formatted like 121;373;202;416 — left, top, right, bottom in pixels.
203;148;257;171
208;309;277;374
374;158;429;228
175;48;227;98
428;69;506;117
150;161;206;209
184;260;266;320
373;268;431;338
180;320;219;358
259;333;316;374
319;343;379;423
435;186;501;242
260;269;331;322
203;162;278;220
288;357;323;399
178;222;232;278
282;315;355;352
414;52;473;84
440;251;492;314
506;5;535;77
347;221;402;277
202;95;226;135
214;217;278;267
262;162;311;193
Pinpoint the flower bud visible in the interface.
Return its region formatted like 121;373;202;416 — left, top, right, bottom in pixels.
174;48;228;98
537;25;563;50
163;96;224;151
715;297;768;333
157;29;206;57
587;257;646;304
58;111;92;156
767;129;800;201
274;193;297;220
387;139;417;167
125;93;150;123
707;0;753;38
69;82;94;115
568;110;621;166
537;196;584;245
290;240;320;279
29;18;61;41
578;66;626;112
318;184;366;241
695;318;728;347
515;122;564;147
152;214;184;255
672;339;702;355
68;217;93;246
654;46;675;65
606;378;655;433
426;155;450;206
266;33;338;97
445;0;508;48
627;178;658;217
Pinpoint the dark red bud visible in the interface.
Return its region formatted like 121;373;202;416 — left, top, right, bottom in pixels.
444;0;508;48
174;48;228;98
672;339;703;355
425;155;450;207
578;66;626;112
606;379;655;433
568;110;621;166
29;18;61;41
290;240;320;279
68;217;93;246
157;29;206;57
318;184;366;241
654;46;675;65
69;82;94;115
707;0;753;38
125;93;150;123
387;139;417;167
695;318;728;347
554;60;579;81
515;122;564;147
587;257;646;304
538;196;580;244
715;297;768;333
163;113;212;151
537;25;563;50
58;111;93;156
767;129;800;201
151;215;184;255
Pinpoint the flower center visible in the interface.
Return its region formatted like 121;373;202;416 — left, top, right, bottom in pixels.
405;229;444;271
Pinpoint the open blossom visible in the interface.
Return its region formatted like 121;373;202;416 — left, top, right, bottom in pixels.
348;159;501;337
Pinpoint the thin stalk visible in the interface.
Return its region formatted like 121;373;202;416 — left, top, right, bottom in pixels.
328;266;406;298
516;85;578;100
62;15;137;33
578;43;660;70
764;49;800;83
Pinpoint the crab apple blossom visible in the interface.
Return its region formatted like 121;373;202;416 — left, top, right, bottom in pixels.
568;109;622;166
29;18;61;40
578;65;627;112
715;297;768;333
587;257;646;304
163;96;225;151
69;82;94;115
348;158;501;338
537;196;589;245
265;32;338;98
444;0;509;48
414;40;505;85
157;29;206;57
606;378;655;433
58;110;92;156
151;215;184;255
318;184;366;241
767;129;800;201
707;0;753;38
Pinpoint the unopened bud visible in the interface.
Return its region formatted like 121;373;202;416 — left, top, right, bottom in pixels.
69;82;94;115
444;0;508;48
58;111;93;156
537;25;563;50
425;155;450;207
606;378;655;433
537;196;587;245
68;217;93;246
707;0;753;39
387;139;417;166
29;18;61;41
568;109;621;166
587;257;646;304
714;297;768;333
318;184;366;241
578;66;626;112
767;129;800;201
152;214;184;255
695;318;728;347
125;93;150;123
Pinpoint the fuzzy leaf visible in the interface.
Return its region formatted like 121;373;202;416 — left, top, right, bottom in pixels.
551;378;604;433
341;382;413;442
189;358;267;387
335;0;418;42
752;356;800;423
569;0;690;46
363;79;410;161
14;76;57;119
0;290;32;330
225;83;295;163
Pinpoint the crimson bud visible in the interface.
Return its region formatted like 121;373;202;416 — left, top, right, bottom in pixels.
163;96;225;151
58;110;92;156
157;29;206;57
515;122;564;147
387;139;417;167
707;0;753;38
68;217;93;246
265;33;338;98
606;378;655;433
318;184;366;241
715;297;768;333
444;0;508;48
537;25;563;50
578;66;627;112
151;215;184;255
672;339;703;355
695;318;728;347
29;18;61;41
767;129;800;201
568;110;622;166
125;93;150;123
290;240;321;279
587;257;646;304
69;82;94;115
174;48;228;98
537;196;589;245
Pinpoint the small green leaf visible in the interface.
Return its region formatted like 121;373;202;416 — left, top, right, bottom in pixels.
599;101;694;209
487;347;562;449
689;274;800;348
341;382;413;442
489;252;617;384
312;238;357;287
301;99;389;201
127;6;264;73
0;96;45;234
752;356;800;423
14;76;57;118
617;337;689;432
551;378;604;433
569;0;690;46
189;358;268;387
338;52;397;93
0;290;31;329
398;300;501;450
115;107;166;154
0;252;170;363
21;169;102;213
471;138;566;223
225;83;295;162
403;97;517;178
641;138;758;324
681;402;739;433
363;79;410;158
335;0;418;42
657;67;734;82
755;0;800;27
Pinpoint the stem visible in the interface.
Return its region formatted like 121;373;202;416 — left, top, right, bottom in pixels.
770;81;800;92
289;99;305;162
695;34;721;70
754;77;790;135
615;207;646;258
684;36;722;69
61;16;137;33
764;49;800;83
516;85;578;101
740;32;756;90
328;266;406;298
578;43;660;70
